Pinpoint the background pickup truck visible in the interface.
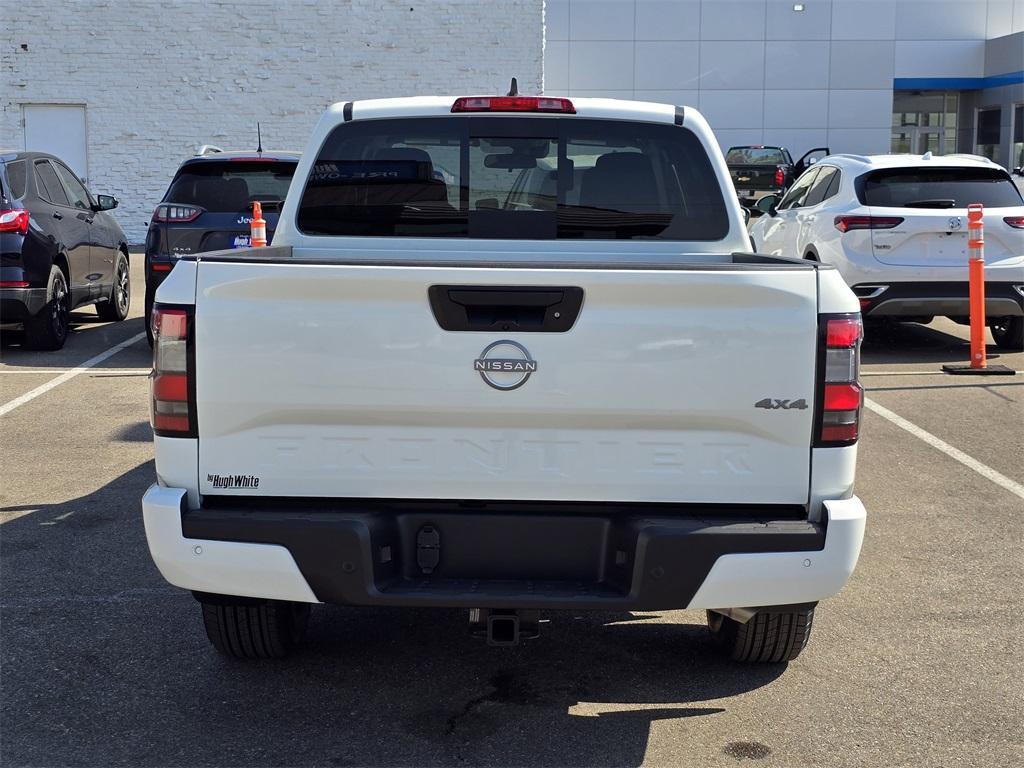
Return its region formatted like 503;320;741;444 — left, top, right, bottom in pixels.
727;145;829;203
143;95;867;664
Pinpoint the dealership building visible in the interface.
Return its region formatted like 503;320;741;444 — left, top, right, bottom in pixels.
3;0;1023;241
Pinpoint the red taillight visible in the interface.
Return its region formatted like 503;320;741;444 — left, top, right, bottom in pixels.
152;204;203;223
1004;216;1024;229
817;314;863;446
0;280;29;288
826;317;862;347
451;96;576;114
774;167;785;187
151;306;194;437
834;215;903;233
823;383;862;411
151;263;173;272
0;209;30;235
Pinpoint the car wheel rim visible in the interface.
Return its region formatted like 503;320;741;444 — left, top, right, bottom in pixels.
52;277;68;338
115;260;130;313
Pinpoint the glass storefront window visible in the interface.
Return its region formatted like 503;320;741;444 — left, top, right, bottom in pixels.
1013;104;1023;171
891;91;960;155
975;107;1001;162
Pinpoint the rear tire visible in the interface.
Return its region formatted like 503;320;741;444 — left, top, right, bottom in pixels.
990;316;1023;351
707;605;815;663
200;598;310;659
96;251;130;321
24;266;70;351
144;285;155;347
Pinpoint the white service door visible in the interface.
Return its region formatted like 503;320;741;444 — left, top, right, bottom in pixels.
23;105;88;182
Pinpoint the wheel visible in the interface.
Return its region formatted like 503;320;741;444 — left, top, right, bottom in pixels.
96;251;130;321
200;598;310;659
144;285;155;346
97;251;130;322
707;605;815;663
990;316;1023;351
23;266;70;350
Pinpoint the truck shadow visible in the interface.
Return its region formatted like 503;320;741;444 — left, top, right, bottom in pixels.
0;461;789;767
0;314;149;369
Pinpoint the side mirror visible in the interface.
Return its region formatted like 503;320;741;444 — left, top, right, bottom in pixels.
94;194;118;211
755;194;778;216
740;206;751;225
1013;166;1023;177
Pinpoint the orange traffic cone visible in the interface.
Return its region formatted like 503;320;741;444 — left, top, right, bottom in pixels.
250;201;267;248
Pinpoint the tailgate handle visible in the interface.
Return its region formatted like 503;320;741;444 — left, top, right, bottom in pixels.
428;285;584;332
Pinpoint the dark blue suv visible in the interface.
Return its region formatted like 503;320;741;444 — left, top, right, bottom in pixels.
1;151;130;350
143;149;299;341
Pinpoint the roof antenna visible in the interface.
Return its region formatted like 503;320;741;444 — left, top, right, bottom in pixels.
256;122;263;154
507;77;518;97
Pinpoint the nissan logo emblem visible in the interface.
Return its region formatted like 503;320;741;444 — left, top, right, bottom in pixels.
473;340;537;391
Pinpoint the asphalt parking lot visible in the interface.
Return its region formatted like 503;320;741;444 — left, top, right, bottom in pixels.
1;256;1021;768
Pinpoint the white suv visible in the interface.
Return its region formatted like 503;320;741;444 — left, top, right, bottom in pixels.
749;153;1024;349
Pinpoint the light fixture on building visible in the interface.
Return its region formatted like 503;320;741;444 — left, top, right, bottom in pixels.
793;3;805;10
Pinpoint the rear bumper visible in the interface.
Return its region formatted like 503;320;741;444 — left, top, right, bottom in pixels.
856;281;1024;318
142;486;866;610
0;287;47;322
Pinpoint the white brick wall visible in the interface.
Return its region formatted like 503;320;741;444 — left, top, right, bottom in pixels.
2;0;543;242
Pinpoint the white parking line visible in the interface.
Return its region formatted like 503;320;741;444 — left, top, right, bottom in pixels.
0;332;147;417
864;398;1024;501
0;369;145;375
862;370;1022;377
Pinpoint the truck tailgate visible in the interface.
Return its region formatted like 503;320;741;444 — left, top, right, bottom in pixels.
194;261;818;505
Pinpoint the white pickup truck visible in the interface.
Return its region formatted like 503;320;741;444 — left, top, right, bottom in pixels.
143;94;867;663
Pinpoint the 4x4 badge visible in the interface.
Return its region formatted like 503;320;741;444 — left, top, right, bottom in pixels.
754;398;808;410
474;340;537;391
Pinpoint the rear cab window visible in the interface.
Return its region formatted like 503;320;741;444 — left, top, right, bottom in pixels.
725;147;788;165
858;167;1024;208
165;160;297;213
297;117;729;241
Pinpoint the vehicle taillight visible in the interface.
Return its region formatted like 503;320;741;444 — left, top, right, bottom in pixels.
1004;216;1024;229
834;215;903;233
816;315;862;446
151;306;195;437
152;204;203;223
774;167;785;187
451;96;576;114
0;209;30;235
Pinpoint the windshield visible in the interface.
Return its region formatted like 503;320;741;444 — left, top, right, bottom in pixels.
726;147;788;165
859;168;1023;208
297;117;729;240
165;161;296;212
